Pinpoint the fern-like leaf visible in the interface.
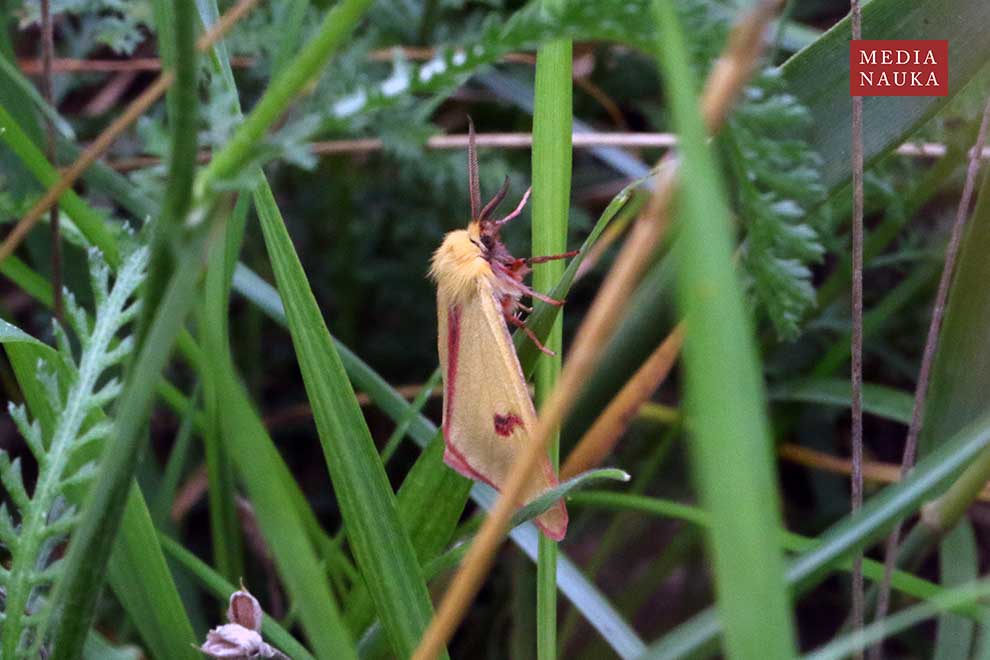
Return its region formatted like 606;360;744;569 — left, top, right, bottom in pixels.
0;247;147;658
728;69;828;340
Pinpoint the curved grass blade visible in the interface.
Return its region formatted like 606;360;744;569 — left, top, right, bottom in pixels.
768;379;912;425
640;408;990;659
510;469;629;530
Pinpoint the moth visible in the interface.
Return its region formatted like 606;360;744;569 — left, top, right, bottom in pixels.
429;123;575;541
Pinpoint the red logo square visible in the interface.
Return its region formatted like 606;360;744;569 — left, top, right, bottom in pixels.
850;40;948;97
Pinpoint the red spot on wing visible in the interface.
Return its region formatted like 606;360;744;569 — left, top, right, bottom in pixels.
493;413;524;437
439;304;568;540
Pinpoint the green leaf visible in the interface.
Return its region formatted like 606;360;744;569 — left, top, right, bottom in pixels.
653;0;797;657
510;469;630;530
531;7;572;656
767;378;913;425
780;0;990;191
642;408;990;659
216;368;355;659
253;182;439;659
803;580;990;660
107;486;199;660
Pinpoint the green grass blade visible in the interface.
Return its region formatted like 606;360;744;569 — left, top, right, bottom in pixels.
198;195;250;584
933;523;978;660
107;486;199;660
767;379;912;424
652;1;797;657
569;491;990;622
781;0;990;191
641;408;990;659
804;580;990;660
510;469;629;529
531;1;572;655
216;366;356;659
252;182;440;659
0;105;118;265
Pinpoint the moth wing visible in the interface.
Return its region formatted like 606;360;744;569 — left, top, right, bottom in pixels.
438;277;568;540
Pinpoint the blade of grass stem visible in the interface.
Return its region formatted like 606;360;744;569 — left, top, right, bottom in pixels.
653;0;796;657
531;3;572;656
216;360;356;658
253;181;440;659
805;580;990;660
849;0;866;647
107;485;200;660
143;0;200;340
154;384;201;525
198;194;250;584
767;379;912;425
568;491;990;622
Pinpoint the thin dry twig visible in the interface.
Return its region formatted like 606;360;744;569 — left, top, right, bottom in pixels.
18;55;255;74
40;0;62;322
560;323;684;480
104;135;984;173
778;443;990;503
871;94;990;653
849;1;866;652
105;132;681;171
410;3;782;658
0;0;261;265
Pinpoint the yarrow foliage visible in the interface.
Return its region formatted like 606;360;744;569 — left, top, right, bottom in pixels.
0;247;147;657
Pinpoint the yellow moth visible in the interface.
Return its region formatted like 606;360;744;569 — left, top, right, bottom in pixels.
429;123;575;541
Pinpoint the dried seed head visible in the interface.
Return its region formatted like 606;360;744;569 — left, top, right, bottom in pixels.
227;587;263;632
200;623;276;658
200;586;285;659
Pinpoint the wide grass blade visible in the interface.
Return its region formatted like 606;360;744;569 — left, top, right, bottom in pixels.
652;1;797;657
253;182;440;659
781;0;990;190
215;362;356;659
107;487;200;660
567;0;990;448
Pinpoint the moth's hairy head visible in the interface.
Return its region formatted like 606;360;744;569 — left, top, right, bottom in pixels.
429;227;492;304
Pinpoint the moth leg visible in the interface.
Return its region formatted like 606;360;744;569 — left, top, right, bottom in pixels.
507;314;555;356
526;287;564;307
527;249;579;265
493;187;533;226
